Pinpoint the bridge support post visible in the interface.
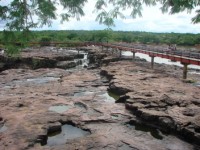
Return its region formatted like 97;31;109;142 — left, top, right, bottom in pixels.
182;63;188;79
150;56;155;69
119;50;122;59
132;52;136;61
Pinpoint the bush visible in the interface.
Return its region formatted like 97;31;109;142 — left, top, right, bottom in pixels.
39;37;51;46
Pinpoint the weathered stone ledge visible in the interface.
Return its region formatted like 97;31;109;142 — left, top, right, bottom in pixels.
100;61;200;145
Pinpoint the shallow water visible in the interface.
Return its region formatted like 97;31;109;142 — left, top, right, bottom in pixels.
193;82;200;87
98;90;120;103
74;102;87;110
74;90;120;103
99;92;116;103
48;105;72;113
74;91;94;97
47;124;90;146
107;91;120;100
0;125;7;133
27;76;59;84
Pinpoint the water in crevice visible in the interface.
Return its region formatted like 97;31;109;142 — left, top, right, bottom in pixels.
48;105;72;113
74;102;87;110
47;124;90;146
27;76;60;84
193;82;200;87
73;90;120;103
107;91;120;101
0;124;7;133
74;91;94;97
100;92;115;103
96;91;120;103
126;122;165;140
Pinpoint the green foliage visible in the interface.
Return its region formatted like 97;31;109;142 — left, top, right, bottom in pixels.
1;29;33;55
1;0;200;32
94;0;155;26
12;30;200;47
1;0;200;55
1;30;20;55
1;29;200;47
5;44;21;56
95;7;125;28
91;30;112;42
1;0;87;31
39;37;52;46
67;33;78;40
0;0;87;54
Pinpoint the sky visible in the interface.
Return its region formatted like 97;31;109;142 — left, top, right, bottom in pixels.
1;0;200;33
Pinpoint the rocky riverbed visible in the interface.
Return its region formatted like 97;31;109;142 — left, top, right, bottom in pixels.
0;46;200;150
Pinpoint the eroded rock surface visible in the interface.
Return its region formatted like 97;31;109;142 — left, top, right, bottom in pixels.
102;61;200;145
0;47;87;71
0;46;199;150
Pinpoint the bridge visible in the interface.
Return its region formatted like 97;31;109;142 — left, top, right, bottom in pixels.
86;42;200;79
1;41;200;79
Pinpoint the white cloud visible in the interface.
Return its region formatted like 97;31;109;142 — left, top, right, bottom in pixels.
1;0;200;33
114;4;200;33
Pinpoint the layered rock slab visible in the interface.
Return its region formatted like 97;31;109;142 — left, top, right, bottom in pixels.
101;61;200;144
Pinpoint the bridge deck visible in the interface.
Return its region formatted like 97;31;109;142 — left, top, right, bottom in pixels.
98;43;200;66
1;41;200;66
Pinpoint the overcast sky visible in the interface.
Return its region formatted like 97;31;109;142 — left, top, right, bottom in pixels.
1;0;200;33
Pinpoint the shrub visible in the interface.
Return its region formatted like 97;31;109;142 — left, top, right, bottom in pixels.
39;37;51;46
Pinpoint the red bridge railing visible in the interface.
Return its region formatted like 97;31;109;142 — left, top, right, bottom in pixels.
95;42;200;66
1;41;200;66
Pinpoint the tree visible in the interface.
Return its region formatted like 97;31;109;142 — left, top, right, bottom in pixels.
0;0;87;54
94;0;200;26
91;30;112;42
1;0;200;54
1;0;200;32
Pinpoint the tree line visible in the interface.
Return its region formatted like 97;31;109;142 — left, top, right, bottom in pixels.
1;0;200;54
1;30;199;47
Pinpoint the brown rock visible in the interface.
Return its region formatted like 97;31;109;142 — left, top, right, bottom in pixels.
0;46;199;149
